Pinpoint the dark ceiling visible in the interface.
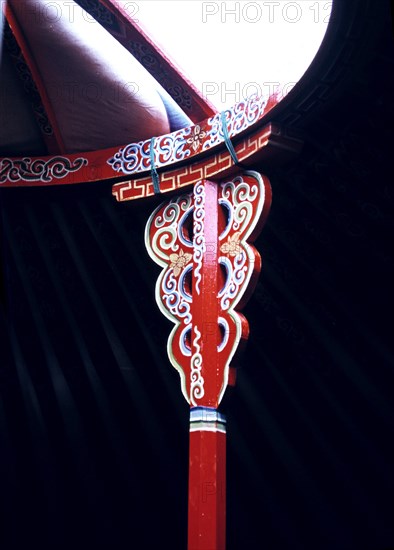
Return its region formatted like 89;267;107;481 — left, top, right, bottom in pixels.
0;1;393;549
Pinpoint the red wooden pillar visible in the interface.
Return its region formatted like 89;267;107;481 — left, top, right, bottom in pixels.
188;180;226;549
189;409;227;550
145;171;271;549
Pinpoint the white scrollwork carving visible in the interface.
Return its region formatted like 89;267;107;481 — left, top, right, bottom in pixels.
221;177;259;237
193;181;206;295
190;325;204;406
218;172;266;316
149;196;192;262
145;191;195;404
218;252;248;310
108;95;268;175
0;157;88;183
162;270;192;325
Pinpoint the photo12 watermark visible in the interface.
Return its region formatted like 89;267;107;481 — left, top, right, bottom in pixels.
202;1;332;24
46;81;140;104
202;81;296;106
2;1;141;24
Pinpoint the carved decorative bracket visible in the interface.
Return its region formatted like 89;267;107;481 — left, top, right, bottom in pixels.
145;171;271;407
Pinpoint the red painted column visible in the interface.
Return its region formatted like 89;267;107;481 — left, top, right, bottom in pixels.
145;172;271;550
188;409;226;550
188;180;226;550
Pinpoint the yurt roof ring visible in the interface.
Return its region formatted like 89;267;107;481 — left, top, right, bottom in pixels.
0;0;334;197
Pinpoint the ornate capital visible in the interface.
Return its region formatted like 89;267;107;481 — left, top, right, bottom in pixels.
145;171;271;407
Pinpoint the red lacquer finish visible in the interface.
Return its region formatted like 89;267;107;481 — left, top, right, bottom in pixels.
188;429;226;550
145;171;271;549
190;180;225;408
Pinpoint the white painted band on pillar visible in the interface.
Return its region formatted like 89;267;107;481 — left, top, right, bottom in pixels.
189;406;227;433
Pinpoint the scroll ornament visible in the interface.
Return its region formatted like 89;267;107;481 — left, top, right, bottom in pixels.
145;171;271;407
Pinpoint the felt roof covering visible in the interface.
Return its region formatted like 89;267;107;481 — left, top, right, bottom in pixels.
0;0;210;156
0;1;394;549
